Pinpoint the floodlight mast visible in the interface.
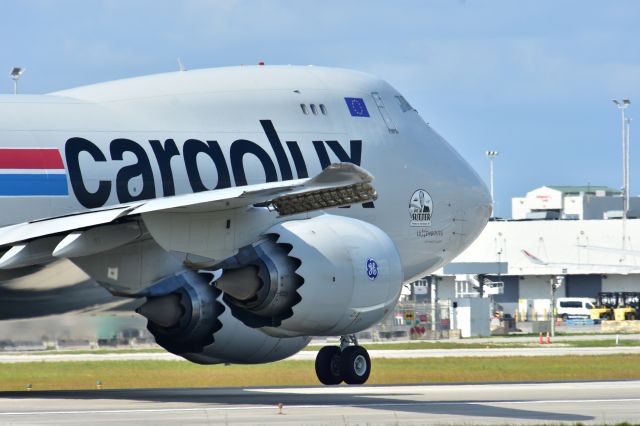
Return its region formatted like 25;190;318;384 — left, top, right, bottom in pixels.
613;99;631;254
626;117;631;211
550;275;563;337
10;67;25;95
485;150;499;217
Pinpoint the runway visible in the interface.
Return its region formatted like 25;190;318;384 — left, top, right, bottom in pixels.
0;380;638;425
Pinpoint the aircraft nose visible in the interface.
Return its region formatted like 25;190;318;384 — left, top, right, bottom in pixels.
459;163;492;248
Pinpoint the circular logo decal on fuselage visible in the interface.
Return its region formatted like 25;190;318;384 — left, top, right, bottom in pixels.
366;258;379;281
409;189;433;227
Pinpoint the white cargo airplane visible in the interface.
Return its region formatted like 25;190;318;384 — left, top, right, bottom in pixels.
0;65;490;385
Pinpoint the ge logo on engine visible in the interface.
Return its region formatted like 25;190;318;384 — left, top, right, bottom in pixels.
366;258;379;281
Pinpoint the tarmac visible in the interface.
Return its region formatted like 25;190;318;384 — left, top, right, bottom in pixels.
0;380;638;425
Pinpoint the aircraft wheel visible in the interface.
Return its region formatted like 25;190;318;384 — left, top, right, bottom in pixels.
315;346;343;385
340;345;371;385
626;313;636;321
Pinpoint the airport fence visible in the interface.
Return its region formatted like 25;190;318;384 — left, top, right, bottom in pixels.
358;300;453;341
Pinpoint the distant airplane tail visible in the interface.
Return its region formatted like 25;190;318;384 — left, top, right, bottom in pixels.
521;249;546;265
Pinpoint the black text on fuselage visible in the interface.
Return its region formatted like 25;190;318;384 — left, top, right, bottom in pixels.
65;120;374;209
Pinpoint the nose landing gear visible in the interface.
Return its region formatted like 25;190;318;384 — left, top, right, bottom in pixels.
314;335;371;385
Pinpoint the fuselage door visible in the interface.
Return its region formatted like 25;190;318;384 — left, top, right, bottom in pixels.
370;92;398;134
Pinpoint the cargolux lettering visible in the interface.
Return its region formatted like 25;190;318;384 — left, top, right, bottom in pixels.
65;120;374;210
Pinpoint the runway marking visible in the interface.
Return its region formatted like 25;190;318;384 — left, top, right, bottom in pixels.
1;398;639;416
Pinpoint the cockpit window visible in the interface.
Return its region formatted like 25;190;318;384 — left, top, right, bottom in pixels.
395;95;415;112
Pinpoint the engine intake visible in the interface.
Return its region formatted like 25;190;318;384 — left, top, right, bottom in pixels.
136;270;224;354
136;269;310;363
215;235;302;326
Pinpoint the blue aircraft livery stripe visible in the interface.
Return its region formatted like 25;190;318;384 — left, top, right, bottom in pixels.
345;97;370;117
0;174;69;196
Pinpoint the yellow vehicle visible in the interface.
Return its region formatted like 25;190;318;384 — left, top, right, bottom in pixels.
614;292;639;321
590;292;616;320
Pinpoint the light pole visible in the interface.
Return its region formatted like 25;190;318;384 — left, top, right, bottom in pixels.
10;67;25;95
486;150;499;217
626;117;631;209
613;99;631;252
550;275;563;337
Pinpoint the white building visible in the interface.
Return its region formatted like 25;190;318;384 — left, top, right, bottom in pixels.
431;218;640;319
405;185;640;321
510;185;640;220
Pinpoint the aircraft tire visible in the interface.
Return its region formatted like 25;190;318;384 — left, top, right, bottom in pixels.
340;345;371;385
315;346;343;385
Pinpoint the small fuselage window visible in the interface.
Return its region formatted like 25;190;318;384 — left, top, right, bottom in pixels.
310;104;318;115
300;104;308;115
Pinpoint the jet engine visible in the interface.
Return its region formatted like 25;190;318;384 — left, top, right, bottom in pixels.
136;270;310;363
136;214;402;362
216;214;403;337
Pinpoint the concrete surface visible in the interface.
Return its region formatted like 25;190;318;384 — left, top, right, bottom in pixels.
0;380;638;425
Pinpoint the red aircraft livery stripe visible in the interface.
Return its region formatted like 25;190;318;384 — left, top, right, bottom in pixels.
0;148;65;169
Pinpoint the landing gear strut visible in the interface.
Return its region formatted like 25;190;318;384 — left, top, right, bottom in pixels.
314;334;371;385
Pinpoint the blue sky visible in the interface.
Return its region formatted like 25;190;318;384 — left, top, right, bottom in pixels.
2;0;639;217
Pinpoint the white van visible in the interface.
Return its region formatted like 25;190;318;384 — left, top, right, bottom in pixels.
556;297;596;320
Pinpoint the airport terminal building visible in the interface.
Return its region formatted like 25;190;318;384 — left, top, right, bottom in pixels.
428;185;640;320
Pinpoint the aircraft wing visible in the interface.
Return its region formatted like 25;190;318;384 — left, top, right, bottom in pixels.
0;163;376;268
131;162;375;215
0;206;138;248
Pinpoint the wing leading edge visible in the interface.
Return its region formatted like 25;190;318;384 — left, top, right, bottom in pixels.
0;163;376;269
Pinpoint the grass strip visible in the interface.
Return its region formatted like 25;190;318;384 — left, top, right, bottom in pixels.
305;339;640;351
2;354;640;392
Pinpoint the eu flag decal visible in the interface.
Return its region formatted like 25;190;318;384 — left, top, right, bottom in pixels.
345;97;370;117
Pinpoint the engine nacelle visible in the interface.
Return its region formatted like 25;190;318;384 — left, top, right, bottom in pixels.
218;214;404;337
136;270;310;364
137;214;403;360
